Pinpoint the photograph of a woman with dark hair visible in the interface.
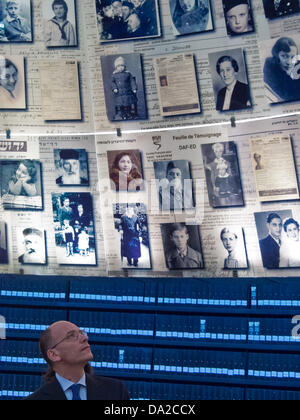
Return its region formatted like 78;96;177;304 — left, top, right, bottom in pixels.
262;36;300;103
170;0;213;35
108;150;144;192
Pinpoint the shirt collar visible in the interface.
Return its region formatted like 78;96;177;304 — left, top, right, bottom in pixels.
226;79;237;92
55;372;86;392
6;15;21;23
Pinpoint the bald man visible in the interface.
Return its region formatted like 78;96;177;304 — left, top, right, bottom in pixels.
26;321;129;400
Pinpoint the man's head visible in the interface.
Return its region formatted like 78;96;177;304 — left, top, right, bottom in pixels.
166;161;183;186
253;153;261;164
267;213;282;239
0;58;18;95
127;13;141;33
62;197;70;207
220;228;238;253
40;321;93;378
224;0;250;34
122;1;134;20
112;1;122;16
212;142;225;159
60;149;80;177
52;0;68;19
216;56;239;87
170;223;189;251
6;1;20;19
22;228;44;262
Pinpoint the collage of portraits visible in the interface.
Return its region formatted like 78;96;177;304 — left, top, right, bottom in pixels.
1;0;300;277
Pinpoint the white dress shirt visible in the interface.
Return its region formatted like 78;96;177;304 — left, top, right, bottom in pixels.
222;80;237;111
55;372;87;400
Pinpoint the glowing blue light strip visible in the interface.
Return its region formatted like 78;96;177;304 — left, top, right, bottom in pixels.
0;390;31;398
83;327;154;336
158;298;248;306
156;331;247;341
153;365;245;376
69;293;155;303
248;370;300;379
90;362;151;370
1;291;65;299
5;323;48;332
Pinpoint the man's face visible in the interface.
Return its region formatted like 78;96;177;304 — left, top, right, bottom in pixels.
268;217;282;239
63;159;79;176
286;223;299;241
122;5;131;20
213;144;224;159
0;65;18;93
171;229;189;251
222;232;237;252
167;168;182;182
6;3;19;19
219;60;237;86
49;322;93;367
226;4;249;33
63;198;70;208
127;14;140;32
179;0;196;12
53;4;66;19
24;233;43;260
112;1;122;16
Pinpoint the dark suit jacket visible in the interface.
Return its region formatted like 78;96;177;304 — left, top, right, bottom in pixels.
216;80;251;111
259;235;280;269
25;374;130;401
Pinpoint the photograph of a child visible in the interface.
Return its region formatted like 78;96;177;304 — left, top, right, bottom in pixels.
52;193;96;265
201;141;244;208
222;0;254;36
0;0;32;42
54;149;89;186
113;203;152;269
161;222;204;270
0;56;26;109
169;0;213;36
154;160;195;211
0;222;8;264
0;160;43;210
17;227;46;265
107;149;144;192
101;53;147;122
43;0;77;47
95;0;161;42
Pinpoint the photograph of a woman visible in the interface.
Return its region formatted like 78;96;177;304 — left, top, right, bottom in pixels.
261;36;300;104
113;203;151;269
219;227;248;269
107;149;144;192
170;0;213;35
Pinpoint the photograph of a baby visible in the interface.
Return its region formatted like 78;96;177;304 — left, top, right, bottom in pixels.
101;53;147;122
0;160;43;210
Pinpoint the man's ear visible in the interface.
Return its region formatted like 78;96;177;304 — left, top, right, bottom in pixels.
47;348;61;364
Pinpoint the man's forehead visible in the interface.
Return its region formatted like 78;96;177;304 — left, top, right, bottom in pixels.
50;321;78;337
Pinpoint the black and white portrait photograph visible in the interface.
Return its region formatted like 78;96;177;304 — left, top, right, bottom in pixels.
0;160;43;210
17;227;46;265
52;193;97;266
260;35;300;104
222;0;254;36
169;0;213;36
0;222;8;264
107;149;144;192
95;0;161;42
154;160;195;212
113;203;152;269
0;0;32;42
43;0;77;47
263;0;300;19
208;48;252;112
254;210;293;269
161;223;204;270
0;56;26;109
215;226;248;269
101;53;147;122
202;141;244;208
54;149;89;186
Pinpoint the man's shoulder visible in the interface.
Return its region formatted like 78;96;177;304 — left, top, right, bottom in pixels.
187;246;202;261
87;374;130;400
260;235;274;247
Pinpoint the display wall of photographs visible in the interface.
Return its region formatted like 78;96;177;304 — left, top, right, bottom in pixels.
201;141;244;208
52;193;97;266
113;202;152;270
0;160;43;210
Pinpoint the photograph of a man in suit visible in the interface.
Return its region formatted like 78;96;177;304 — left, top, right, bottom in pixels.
215;55;251;111
26;321;130;400
259;213;282;269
